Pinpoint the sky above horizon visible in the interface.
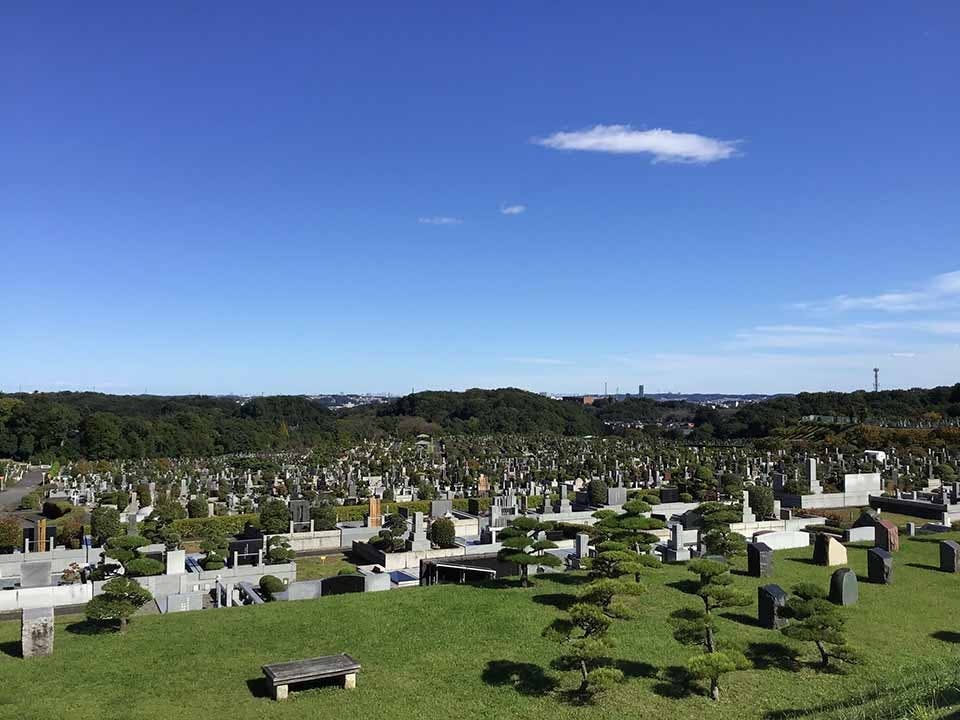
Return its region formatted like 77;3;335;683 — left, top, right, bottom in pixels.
3;3;959;396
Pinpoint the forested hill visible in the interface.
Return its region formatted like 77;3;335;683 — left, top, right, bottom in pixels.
724;384;960;438
366;388;603;436
0;392;336;461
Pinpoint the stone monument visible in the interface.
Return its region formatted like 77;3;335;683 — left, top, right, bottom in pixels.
829;567;858;606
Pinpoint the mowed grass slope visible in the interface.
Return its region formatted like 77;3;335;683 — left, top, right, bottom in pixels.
2;535;960;720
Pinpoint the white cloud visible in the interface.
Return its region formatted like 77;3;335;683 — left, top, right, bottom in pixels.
798;270;960;313
534;124;739;164
891;352;917;359
501;204;526;215
418;216;462;226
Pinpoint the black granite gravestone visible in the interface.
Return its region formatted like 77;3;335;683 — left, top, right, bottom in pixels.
939;540;960;573
829;567;858;606
747;542;773;577
758;584;788;629
867;547;893;584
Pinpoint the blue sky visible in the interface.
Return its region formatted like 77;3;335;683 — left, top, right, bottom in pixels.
2;2;959;395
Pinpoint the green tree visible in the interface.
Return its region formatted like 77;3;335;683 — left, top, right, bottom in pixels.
0;516;21;552
543;603;623;698
310;502;338;531
748;485;775;519
85;576;153;633
90;506;121;545
697;502;747;559
265;536;294;564
258;498;289;534
587;477;609;505
686;652;747;702
187;497;208;519
497;517;562;587
429;517;456;548
670;558;751;701
781;583;861;670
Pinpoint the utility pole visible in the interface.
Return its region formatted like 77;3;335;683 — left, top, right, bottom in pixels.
873;368;880;392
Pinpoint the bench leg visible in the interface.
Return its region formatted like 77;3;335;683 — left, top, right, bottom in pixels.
273;684;289;700
343;673;357;689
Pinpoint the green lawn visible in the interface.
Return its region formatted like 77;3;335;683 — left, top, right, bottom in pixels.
2;536;960;720
293;554;357;580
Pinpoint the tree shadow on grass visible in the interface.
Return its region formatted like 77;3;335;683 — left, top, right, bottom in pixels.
720;611;761;628
615;659;657;679
651;665;704;699
0;641;21;659
746;642;801;672
65;620;115;636
532;593;576;611
482;659;558;697
477;578;526;590
665;579;699;595
932;630;960;644
547;573;591;587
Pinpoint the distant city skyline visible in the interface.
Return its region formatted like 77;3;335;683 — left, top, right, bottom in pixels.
3;3;958;396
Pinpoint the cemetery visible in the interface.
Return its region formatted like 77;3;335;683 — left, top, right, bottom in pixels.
2;519;959;719
2;435;960;718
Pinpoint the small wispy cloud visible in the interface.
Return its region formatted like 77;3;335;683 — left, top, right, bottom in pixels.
797;270;960;313
418;216;462;226
534;124;739;164
501;204;526;215
891;352;917;359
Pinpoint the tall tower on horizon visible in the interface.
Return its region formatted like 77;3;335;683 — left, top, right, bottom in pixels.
873;368;880;392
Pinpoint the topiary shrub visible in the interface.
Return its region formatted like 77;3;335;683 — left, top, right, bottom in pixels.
259;574;285;600
108;535;150;551
125;557;165;577
679;493;694;503
429;518;456;548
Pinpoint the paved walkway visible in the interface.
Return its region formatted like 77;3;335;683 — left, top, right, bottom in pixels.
0;468;45;511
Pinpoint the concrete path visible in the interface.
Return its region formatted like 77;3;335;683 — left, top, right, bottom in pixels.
0;468;45;511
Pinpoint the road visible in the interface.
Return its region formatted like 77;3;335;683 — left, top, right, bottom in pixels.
0;468;45;511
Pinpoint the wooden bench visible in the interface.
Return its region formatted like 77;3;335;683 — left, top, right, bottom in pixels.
262;654;361;700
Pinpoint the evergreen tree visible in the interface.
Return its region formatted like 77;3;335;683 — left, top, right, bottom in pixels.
781;583;860;669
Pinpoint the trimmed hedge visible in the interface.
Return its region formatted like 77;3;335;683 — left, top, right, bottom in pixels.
171;514;258;540
125;557;165;577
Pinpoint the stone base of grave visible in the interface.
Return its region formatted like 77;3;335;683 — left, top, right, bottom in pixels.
21;607;54;658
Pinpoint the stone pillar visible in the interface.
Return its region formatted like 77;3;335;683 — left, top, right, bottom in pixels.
343;672;357;689
273;684;289;700
22;607;54;658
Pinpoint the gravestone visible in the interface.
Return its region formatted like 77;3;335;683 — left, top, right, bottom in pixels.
906;522;916;537
20;561;52;588
746;542;773;577
939;540;960;573
430;499;453;518
659;487;680;504
829;567;858;606
741;490;756;524
575;533;590;559
289;499;311;528
812;534;847;566
165;549;186;575
21;607;54;658
406;512;430;551
875;520;900;552
606;485;627;507
467;498;481;515
320;574;365;596
758;584;788;629
867;547;893;584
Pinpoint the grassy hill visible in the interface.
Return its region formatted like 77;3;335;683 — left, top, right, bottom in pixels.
3;533;960;719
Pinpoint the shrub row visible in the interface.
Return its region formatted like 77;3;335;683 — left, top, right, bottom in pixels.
171;514;259;539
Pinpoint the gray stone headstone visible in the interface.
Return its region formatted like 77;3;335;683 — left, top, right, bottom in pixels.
939;540;960;573
21;607;54;658
575;533;590;559
867;547;893;584
829;567;858;606
758;584;788;629
20;561;52;588
289;499;311;525
430;499;453;517
746;542;773;577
